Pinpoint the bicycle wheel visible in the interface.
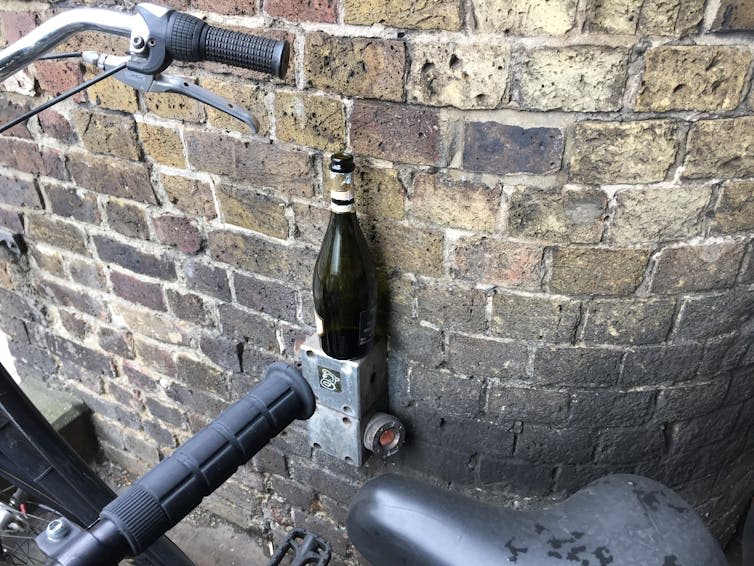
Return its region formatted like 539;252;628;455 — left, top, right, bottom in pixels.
0;486;64;565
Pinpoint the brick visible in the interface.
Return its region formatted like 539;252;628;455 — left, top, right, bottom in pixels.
31;248;64;277
160;175;216;219
570;120;678;184
569;389;655;427
153;214;202;254
292;203;328;246
28;215;88;255
234;273;297;321
407;40;509;109
39;278;106;319
452;236;542;289
1;12;38;45
608;186;710;245
304;33;405;101
144;91;205;123
58;311;92;340
516;424;594;464
487;384;570;424
654;379;729;422
369;220;444;277
265;0;336;23
584;0;642;33
216;185;288;239
99;326;135;359
208;230;315;287
0;208;24;234
354;0;463;28
116;304;190;346
533;345;622;387
275;91;345;151
199;77;269;135
351;101;443;166
106;200;148;239
0;138;68;180
34;60;85;100
636;46;750;112
191;0;256;15
699;334;750;378
508;186;606;244
673;290;754;341
167;290;210;325
201;333;242;373
519;46;628;111
595;426;666;464
448;333;527;379
94;236;176;280
683;117;754;179
712;0;754;31
463;121;563;175
640;0;705;36
407;365;485;416
73;110;139;160
582;298;676;345
474;0;577;34
184;260;231;301
491;291;580;342
549;247;650;296
68;152;156;204
0;174;41;208
185;131;315;197
670;405;740;454
388;323;444;367
411;173;501;231
217;303;278;352
68;256;106;289
44;183;99;223
651;242;745;294
137;123;185;168
176;354;227;393
714;181;754;234
167;382;228;421
110;269;166;311
0;97;32;138
86;69;138;113
416;280;487;333
133;337;177;377
47;333;114;378
0;289;39;322
39;109;77;143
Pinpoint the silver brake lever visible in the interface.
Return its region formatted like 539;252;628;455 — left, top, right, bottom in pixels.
83;51;259;133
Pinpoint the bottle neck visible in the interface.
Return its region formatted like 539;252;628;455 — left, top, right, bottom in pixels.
330;171;354;214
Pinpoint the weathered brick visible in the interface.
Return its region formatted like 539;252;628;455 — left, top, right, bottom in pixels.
549;247;650;296
208;230;314;287
74;110;139;160
110;269;166;311
487;383;570;424
35;60;85;100
670;405;740;454
448;333;527;379
216;184;288;240
134;337;177;377
264;0;336;22
191;0;255;15
673;290;754;341
47;333;114;378
31;247;64;277
0;208;24;234
167;290;210;325
0;174;41;208
201;333;241;372
99;326;135;359
712;0;754;31
452;236;542;288
491;291;580;342
714;181;754;234
304;33;405;101
275;91;345;151
0;97;32;138
106;200;148;239
234;273;297;321
68;152;156;204
516;424;595;464
411;173;501;231
584;0;642;33
533;345;622;387
570;120;678;184
292;202;329;246
153;214;202;254
28;215;88;255
94;236;176;280
654;379;729;422
582;298;676;345
199;77;269;135
640;0;705;36
160;174;216;219
479;457;557;495
185;131;315;197
473;0;577;34
176;354;227;394
683;117;754;179
184;260;231;301
332;164;406;222
39;109;77;143
44;183;99;223
137;123;185;168
651;242;745;294
636;46;750;112
0;138;68;180
388;323;444;367
508;186;606;244
407;40;509;109
349;0;462;28
595;426;666;464
608;185;710;245
167;381;228;421
463;121;563;175
144;91;205;123
39;278;106;319
1;12;38;45
408;365;484;417
217;303;278;352
68;256;106;289
58;311;92;341
519;46;628;111
569;389;655;427
415;280;487;333
369;220;444;277
351;101;443;166
116;304;190;346
86;69;139;113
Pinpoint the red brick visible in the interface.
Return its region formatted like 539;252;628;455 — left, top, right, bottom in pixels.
191;0;256;15
264;0;337;22
0;138;68;180
1;12;38;44
153;215;203;254
0;98;33;139
68;152;156;204
0;173;42;208
452;236;543;289
34;60;85;102
39;109;77;143
110;270;167;312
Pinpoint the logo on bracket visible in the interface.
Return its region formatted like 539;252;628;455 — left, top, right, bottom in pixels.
318;366;342;392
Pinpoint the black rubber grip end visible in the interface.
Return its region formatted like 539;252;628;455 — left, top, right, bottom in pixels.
203;25;289;78
166;11;205;62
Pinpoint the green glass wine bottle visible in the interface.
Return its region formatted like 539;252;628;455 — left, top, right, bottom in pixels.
312;153;377;360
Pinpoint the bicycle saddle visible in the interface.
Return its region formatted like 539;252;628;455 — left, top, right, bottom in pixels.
347;473;726;566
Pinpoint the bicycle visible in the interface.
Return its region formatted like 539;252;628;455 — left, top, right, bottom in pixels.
0;3;741;565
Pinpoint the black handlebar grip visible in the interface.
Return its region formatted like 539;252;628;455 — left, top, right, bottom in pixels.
166;11;290;78
98;362;314;555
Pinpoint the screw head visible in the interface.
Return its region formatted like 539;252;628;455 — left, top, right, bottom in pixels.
46;518;71;542
131;36;145;49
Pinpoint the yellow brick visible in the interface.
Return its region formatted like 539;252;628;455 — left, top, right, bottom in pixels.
138;123;185;168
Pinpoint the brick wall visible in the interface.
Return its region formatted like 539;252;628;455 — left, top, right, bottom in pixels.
2;0;754;560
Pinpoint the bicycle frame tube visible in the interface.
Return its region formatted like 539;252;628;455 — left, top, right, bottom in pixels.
0;8;134;82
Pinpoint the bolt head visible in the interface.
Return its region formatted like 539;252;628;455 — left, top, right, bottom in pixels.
46;518;71;542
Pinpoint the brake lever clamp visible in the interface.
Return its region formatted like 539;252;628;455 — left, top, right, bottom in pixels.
128;3;172;74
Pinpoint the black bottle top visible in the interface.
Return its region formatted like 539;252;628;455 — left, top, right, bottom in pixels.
330;153;355;174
